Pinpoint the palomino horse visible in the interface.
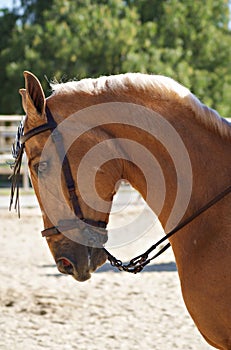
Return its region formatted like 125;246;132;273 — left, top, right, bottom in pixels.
11;71;230;349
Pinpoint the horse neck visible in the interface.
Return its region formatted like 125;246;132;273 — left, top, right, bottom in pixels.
105;105;230;232
48;93;230;232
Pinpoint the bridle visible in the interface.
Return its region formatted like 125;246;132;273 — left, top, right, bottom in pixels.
9;105;231;273
10;106;107;247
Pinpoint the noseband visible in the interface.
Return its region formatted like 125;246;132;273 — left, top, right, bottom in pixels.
10;106;231;273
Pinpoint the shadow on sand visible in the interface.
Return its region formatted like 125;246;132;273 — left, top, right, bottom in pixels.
40;261;177;277
97;261;177;273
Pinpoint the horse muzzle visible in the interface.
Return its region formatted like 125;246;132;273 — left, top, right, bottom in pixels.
54;246;107;282
56;256;91;282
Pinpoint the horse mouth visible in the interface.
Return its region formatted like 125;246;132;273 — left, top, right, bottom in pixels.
74;271;91;282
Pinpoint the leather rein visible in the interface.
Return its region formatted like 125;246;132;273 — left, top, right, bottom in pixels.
10;106;231;273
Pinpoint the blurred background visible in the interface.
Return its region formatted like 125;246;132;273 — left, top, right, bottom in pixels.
1;0;231;115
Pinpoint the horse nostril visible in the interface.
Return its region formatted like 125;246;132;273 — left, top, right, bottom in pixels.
57;258;74;275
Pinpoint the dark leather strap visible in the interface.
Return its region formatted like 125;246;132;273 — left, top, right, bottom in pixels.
50;127;84;219
104;183;231;273
41;218;107;238
20;105;107;237
41;226;60;237
21;121;56;143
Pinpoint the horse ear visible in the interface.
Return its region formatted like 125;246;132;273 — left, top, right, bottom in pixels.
20;71;46;127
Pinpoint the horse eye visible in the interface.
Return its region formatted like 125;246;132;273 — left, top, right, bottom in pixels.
38;161;48;173
34;161;48;175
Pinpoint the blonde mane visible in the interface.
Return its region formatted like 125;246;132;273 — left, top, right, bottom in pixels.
51;73;230;138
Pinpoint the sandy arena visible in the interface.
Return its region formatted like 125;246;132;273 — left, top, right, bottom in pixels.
0;205;213;350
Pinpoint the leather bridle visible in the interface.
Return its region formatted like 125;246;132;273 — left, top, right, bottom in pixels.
10;105;107;247
10;105;231;273
37;107;107;246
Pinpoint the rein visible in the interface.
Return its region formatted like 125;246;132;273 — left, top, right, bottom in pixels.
9;106;231;273
103;184;231;273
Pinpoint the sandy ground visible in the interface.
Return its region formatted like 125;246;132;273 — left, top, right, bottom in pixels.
0;206;213;350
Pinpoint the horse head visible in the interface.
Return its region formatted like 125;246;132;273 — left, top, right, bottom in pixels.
18;71;123;281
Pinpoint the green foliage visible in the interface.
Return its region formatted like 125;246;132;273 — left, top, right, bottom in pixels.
0;0;231;116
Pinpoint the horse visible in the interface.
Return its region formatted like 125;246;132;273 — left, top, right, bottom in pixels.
11;71;230;349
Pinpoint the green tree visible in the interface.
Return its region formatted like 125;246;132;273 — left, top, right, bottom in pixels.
125;0;231;115
153;0;231;114
0;7;20;113
0;0;231;117
20;0;54;25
